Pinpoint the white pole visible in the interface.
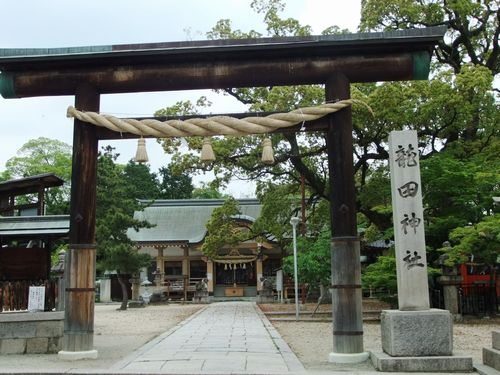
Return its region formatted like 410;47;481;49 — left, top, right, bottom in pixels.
290;217;300;321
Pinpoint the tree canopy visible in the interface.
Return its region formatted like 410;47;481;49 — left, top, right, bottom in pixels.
154;0;498;283
0;137;72;214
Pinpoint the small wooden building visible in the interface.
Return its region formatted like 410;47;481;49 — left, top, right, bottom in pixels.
127;198;281;298
0;174;69;282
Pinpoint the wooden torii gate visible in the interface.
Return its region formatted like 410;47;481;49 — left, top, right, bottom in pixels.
0;27;444;361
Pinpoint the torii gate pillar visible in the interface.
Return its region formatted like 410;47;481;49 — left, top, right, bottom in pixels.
58;84;100;360
326;73;368;363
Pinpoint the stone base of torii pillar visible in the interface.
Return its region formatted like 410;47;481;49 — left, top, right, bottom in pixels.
370;309;473;372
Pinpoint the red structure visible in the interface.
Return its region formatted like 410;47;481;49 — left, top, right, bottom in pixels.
460;263;500;297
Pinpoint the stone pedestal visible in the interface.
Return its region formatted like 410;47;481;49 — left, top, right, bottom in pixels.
482;330;500;371
371;309;473;372
256;290;274;303
192;290;210;304
381;309;452;356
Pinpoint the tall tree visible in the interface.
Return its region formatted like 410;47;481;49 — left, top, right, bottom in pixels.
2;137;72;214
360;0;499;76
158;164;194;199
155;1;498;260
96;146;152;310
123;160;161;200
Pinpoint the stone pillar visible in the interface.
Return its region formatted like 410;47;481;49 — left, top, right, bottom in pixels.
130;276;141;301
154;270;164;290
371;131;473;372
51;250;66;311
437;275;462;317
256;259;263;292
99;279;111;303
388;130;429;310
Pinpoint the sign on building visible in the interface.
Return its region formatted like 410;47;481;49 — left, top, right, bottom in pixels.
389;130;430;311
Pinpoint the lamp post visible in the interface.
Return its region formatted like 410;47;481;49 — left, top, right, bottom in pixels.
290;216;300;321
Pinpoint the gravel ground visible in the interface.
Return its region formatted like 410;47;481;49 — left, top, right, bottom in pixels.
0;301;496;373
0;303;203;372
263;302;499;372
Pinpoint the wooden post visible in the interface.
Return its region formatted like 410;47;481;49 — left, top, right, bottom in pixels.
325;73;367;363
59;84;99;359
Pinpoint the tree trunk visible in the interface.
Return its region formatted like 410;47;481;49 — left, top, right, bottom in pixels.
116;274;129;310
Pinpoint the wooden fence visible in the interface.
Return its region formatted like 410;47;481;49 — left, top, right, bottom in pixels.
0;279;57;312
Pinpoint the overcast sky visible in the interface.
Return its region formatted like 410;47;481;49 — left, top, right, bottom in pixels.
0;0;361;197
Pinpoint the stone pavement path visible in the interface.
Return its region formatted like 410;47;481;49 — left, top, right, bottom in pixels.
112;301;305;374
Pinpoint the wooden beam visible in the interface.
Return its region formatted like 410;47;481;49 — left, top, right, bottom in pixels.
62;83;99;355
6;54;419;98
325;73;364;356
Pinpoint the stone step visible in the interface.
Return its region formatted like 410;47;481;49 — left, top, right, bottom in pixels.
484;347;500;371
475;362;500;375
493;330;500;350
264;309;381;316
370;351;473;372
268;315;380;322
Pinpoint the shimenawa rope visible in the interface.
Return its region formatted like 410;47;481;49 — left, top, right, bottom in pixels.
66;99;362;138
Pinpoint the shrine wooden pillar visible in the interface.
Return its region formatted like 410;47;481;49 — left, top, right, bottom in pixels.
325;73;367;362
59;84;99;359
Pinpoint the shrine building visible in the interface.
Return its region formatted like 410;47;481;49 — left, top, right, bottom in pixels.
127;198;282;299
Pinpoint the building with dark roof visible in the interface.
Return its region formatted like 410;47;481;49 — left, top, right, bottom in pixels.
128;199;281;298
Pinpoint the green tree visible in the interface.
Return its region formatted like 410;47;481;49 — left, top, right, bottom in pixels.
362;255;398;306
2;137;72;214
96;146;152;310
158;164;194;199
282;229;331;290
421;141;499;250
360;0;499;75
123;161;160;200
154;1;498;275
201;197;251;259
442;214;500;268
192;183;226;199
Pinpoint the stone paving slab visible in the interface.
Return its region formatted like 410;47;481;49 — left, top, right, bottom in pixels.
112;301;306;374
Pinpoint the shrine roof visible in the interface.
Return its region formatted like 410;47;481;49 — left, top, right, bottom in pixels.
0;215;69;237
0;173;64;197
0;27;445;70
127;199;261;244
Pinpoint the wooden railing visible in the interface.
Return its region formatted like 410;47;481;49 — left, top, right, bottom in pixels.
0;280;57;312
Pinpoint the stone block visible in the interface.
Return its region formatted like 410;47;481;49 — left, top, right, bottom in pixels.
26;337;48;354
36;321;63;337
0;321;36;339
483;347;500;371
493;330;500;351
371;351;473;372
48;337;62;353
0;338;26;354
381;309;453;356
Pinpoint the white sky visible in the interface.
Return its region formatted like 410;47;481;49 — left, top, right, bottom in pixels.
0;0;361;197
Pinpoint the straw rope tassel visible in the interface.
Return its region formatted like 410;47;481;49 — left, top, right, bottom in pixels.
135;138;149;163
261;138;274;164
200;137;215;162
